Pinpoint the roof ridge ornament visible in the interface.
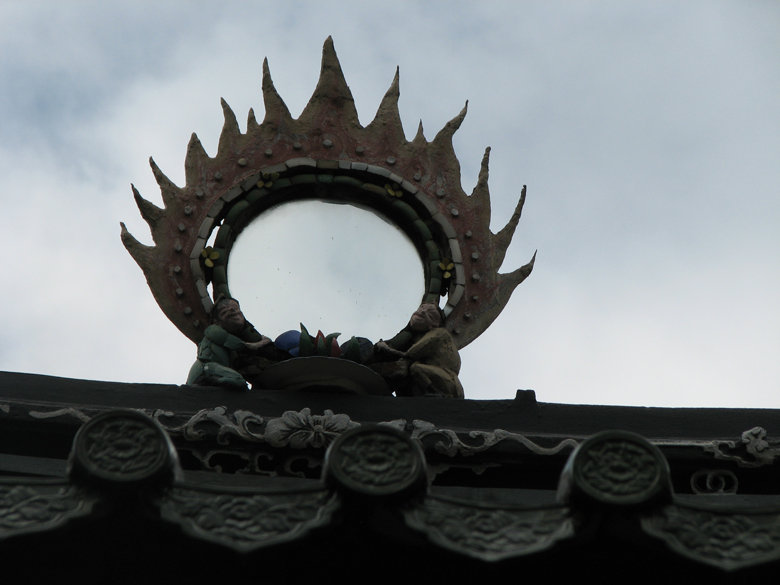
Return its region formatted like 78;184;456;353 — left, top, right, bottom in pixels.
121;37;535;349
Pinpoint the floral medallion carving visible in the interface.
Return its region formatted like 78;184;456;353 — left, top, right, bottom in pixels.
404;496;573;561
560;430;672;506
325;426;426;496
71;410;177;483
642;505;780;570
0;481;96;539
264;408;358;449
581;441;657;495
159;486;338;552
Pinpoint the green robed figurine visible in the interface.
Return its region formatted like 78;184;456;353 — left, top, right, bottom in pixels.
186;297;278;390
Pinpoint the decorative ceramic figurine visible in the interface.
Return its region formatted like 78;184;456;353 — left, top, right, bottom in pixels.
373;303;464;398
186;297;278;390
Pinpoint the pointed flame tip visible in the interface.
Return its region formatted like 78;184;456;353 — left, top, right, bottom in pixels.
322;36;336;58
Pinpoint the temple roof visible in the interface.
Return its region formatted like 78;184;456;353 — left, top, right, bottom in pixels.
2;370;780;581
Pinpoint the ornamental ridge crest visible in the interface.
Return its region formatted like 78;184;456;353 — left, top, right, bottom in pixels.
120;37;535;347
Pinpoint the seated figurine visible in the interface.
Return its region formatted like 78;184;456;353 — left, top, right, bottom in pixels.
373;303;464;399
186;297;277;390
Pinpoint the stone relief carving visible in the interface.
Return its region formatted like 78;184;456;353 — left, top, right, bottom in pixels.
6;405;780;477
154;407;358;449
282;454;323;479
706;427;780;468
68;411;180;485
338;434;417;488
655;426;780;469
154;407;264;444
184;448;253;474
642;505;780;571
79;415;165;477
404;496;574;561
29;407;92;423
409;420;579;457
158;486;338;553
325;427;425;496
0;482;96;539
577;440;661;498
264;408;359;448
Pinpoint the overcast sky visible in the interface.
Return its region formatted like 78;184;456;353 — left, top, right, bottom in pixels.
0;1;777;408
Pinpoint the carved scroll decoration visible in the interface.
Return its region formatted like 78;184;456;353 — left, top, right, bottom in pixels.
690;470;738;495
655;427;780;469
409;420;579;458
705;427;780;468
9;405;780;471
29;407;92;423
153;407;264;444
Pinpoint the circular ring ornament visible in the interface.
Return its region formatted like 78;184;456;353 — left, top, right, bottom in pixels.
557;430;672;507
69;410;178;485
120;38;535;350
324;425;426;497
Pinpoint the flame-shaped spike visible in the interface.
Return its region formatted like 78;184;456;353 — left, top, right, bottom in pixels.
411;119;427;147
217;98;241;156
432;101;468;149
246;107;259;133
499;251;536;292
492;185;527;269
121;221;200;343
131;184;164;231
457;251;536;349
470;147;492;230
261;57;293;129
120;221;154;263
299;36;360;130
184;133;209;188
148;157;182;208
366;67;405;143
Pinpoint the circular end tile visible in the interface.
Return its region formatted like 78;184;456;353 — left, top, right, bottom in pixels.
70;410;177;486
324;426;426;498
559;430;672;506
